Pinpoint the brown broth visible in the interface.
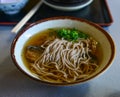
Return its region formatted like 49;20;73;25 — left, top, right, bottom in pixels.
21;29;57;71
22;28;103;78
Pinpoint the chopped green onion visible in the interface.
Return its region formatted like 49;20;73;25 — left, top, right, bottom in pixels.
57;28;89;41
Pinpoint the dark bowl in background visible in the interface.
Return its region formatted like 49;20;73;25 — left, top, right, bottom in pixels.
51;0;84;3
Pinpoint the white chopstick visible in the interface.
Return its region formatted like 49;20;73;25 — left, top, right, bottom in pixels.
11;0;43;33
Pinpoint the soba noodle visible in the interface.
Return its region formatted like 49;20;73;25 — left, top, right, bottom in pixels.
27;36;98;83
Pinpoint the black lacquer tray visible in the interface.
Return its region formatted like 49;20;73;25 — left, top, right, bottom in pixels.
0;0;113;26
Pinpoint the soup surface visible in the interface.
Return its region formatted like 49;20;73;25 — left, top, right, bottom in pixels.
22;28;102;83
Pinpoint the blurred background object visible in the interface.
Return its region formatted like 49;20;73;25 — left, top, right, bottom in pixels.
0;0;28;15
43;0;93;11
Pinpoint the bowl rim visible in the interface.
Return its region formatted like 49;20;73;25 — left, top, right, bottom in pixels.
0;0;28;5
11;16;116;86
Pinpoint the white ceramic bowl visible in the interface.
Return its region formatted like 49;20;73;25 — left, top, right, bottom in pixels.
0;0;28;15
11;16;116;86
43;0;93;11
